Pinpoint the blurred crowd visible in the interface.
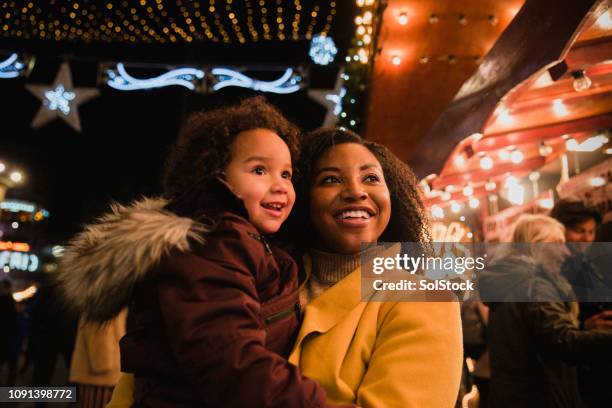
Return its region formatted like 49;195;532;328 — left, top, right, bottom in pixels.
462;199;612;408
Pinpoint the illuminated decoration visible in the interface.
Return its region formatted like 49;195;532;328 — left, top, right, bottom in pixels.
469;197;480;209
539;142;553;157
432;222;471;242
13;285;37;302
462;185;474;196
0;242;30;252
309;34;338;65
431;205;444;219
589;177;606;187
497;107;513;125
391;55;402;66
480;156;493;170
0;250;39;272
510;149;524;164
538;198;554;209
498;149;510;160
0;200;35;213
571;70;592;92
44;85;75;115
441;191;451;201
0;53;25;79
485;181;497;191
52;245;65;258
309;68;346;126
454;154;466;167
212;68;301;94
397;12;409;25
337;0;380;130
0;2;338;45
505;177;525;205
596;10;612;29
566;134;609;152
9;171;22;183
26;63;99;133
552;99;568;117
450;201;462;213
107;63;205;91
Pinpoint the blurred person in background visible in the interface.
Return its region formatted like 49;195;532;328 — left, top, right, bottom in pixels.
69;308;127;408
551;199;612;407
0;279;18;386
479;214;612;408
25;273;78;407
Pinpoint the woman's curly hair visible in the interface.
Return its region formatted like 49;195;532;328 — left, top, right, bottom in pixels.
162;96;300;200
284;127;431;248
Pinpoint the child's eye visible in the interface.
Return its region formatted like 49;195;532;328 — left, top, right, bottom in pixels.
321;175;341;184
251;166;266;175
282;171;292;180
364;174;380;183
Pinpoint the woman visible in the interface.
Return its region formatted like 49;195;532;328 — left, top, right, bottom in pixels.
479;214;612;408
105;127;464;407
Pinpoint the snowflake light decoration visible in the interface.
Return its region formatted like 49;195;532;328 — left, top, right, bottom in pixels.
309;34;338;65
44;85;75;115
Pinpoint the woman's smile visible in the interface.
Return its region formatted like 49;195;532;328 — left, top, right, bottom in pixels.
310;143;391;254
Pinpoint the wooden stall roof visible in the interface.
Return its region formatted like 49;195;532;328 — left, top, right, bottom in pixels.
403;0;610;180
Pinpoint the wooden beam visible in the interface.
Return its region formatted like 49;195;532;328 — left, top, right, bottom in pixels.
409;0;609;178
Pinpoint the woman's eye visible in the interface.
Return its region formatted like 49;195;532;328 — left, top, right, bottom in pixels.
282;171;292;180
364;174;380;183
321;175;341;184
251;166;266;175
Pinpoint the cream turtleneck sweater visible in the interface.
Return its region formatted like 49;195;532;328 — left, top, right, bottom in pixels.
299;247;382;307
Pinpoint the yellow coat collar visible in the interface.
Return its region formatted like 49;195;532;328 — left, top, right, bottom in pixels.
290;254;364;365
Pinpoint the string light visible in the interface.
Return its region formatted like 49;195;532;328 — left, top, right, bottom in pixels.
0;1;337;44
552;99;568;117
497;107;513;125
480;155;493;170
431;205;444;219
450;201;461;214
571;70;592;92
397;12;408;25
589;177;606;187
596;10;611;29
510;149;524;164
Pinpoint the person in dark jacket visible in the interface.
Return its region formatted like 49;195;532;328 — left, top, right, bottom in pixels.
57;97;344;407
479;214;612;408
551;199;612;407
0;279;18;386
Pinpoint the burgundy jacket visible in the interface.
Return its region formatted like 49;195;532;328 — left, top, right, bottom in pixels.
119;183;329;407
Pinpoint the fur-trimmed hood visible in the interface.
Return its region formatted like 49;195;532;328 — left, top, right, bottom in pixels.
56;198;209;322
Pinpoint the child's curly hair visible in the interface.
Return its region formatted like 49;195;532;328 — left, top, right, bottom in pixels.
162;96;300;199
284;127;431;247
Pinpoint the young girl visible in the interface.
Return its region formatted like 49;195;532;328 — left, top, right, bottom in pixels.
57;97;336;407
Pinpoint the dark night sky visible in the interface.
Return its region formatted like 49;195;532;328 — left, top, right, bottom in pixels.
0;4;356;243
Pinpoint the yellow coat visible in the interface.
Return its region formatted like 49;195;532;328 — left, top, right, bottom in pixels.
288;265;463;407
108;266;463;407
